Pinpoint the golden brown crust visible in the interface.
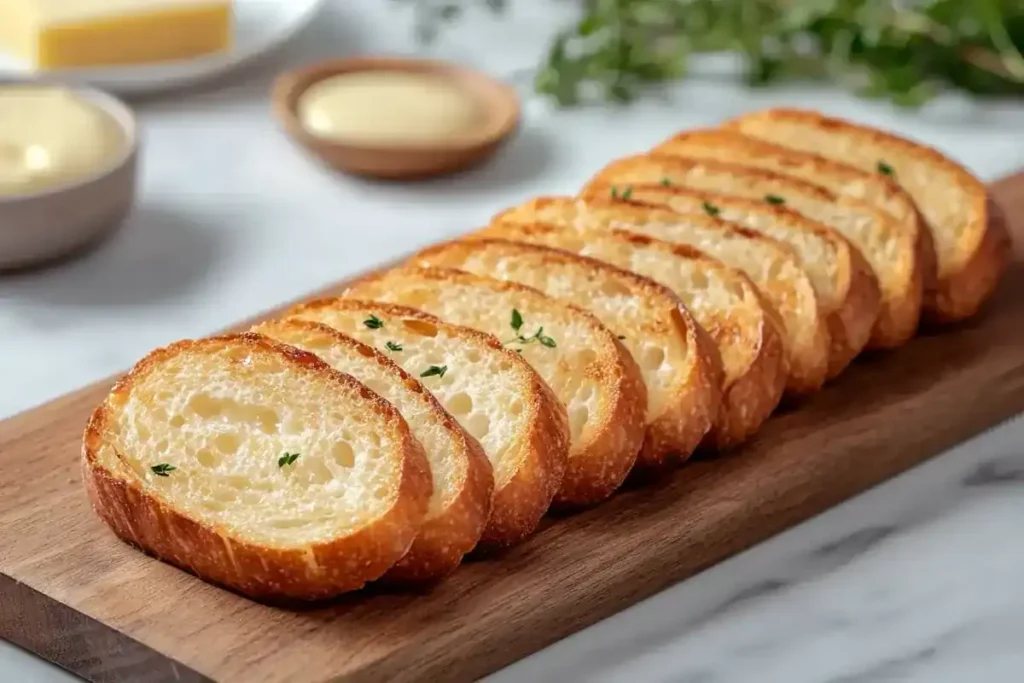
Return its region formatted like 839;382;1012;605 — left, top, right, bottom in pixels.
725;107;1006;322
408;238;721;471
475;218;785;448
656;126;939;308
927;194;1012;324
282;298;571;550
249;318;494;584
343;267;647;509
825;238;885;371
560;191;832;395
703;275;788;450
584;155;896;368
82;333;432;601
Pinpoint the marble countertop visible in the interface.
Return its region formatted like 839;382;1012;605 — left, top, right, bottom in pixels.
2;3;1023;681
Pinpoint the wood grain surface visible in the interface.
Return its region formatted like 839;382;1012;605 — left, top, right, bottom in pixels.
2;173;1023;683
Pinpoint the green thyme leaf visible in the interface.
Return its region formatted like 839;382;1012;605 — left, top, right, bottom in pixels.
660;177;673;187
511;308;523;332
403;0;1024;109
702;201;721;217
538;335;557;348
620;186;633;200
877;161;896;177
363;315;384;329
385;341;403;352
765;194;786;205
150;463;176;477
617;335;627;340
420;365;448;378
278;452;300;468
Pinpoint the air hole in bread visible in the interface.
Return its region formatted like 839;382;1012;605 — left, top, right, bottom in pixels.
213;433;241;454
766;259;785;282
600;279;633;297
168;415;185;428
224;475;250;490
187;395;280;434
641;345;667;370
240;492;263;506
465;348;482;363
195;448;220;468
300;459;334;486
155;439;169;453
727;280;747;300
374;486;390;500
465;413;490;440
446;392;473;416
688;270;709;290
569;405;590;438
402;319;439;337
576;349;598;368
508;399;524;416
136;425;151;442
555;233;586;252
331;441;355;468
201;500;226;512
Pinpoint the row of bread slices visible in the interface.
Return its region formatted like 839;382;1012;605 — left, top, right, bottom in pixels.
83;108;1010;602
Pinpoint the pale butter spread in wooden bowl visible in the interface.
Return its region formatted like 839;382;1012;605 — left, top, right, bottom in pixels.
271;56;522;180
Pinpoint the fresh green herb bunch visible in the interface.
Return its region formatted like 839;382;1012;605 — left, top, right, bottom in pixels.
400;0;1024;107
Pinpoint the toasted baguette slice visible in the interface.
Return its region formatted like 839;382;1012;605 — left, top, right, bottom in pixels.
492;196;828;395
408;239;722;469
284;299;569;549
652;127;936;297
474;221;786;448
82;333;433;601
584;155;895;354
251;319;493;583
725;108;1011;322
344;267;647;506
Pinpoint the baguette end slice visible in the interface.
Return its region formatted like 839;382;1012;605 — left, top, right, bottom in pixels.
82;333;432;601
250;318;494;584
284;298;570;551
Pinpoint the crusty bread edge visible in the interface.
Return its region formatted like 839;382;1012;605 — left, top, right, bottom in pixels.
251;318;495;584
409;238;721;474
926;194;1012;323
283;298;571;551
345;266;647;509
577;191;833;395
82;333;432;601
725;107;1007;322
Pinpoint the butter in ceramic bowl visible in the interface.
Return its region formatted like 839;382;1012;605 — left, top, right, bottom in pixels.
0;83;138;271
273;57;521;180
0;0;233;70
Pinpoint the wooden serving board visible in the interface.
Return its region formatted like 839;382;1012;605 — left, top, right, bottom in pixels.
3;174;1024;683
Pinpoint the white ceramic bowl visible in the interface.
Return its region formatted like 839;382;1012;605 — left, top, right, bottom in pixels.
0;83;139;271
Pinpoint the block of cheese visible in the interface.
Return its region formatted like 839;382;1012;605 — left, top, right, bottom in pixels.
0;0;233;70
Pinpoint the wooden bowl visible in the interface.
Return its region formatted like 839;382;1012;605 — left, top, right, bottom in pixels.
271;56;522;180
0;83;139;272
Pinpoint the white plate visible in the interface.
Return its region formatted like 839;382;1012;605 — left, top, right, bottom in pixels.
0;0;325;96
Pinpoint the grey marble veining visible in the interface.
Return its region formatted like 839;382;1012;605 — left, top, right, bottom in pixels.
491;419;1024;682
2;2;1024;681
